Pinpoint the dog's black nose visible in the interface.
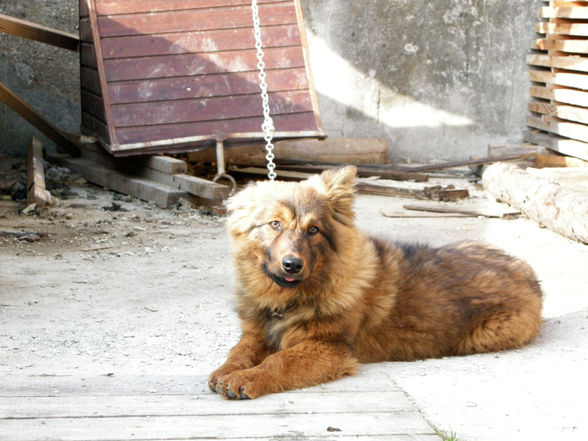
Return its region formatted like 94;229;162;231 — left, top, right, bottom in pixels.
282;256;304;274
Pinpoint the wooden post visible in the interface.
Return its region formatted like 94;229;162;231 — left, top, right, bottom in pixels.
27;137;56;208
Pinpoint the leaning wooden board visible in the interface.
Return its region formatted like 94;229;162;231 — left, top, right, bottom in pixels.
79;0;325;156
526;0;588;160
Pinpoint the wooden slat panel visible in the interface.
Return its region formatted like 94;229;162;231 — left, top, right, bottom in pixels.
527;53;588;72
529;99;588;124
96;4;296;37
529;69;588;89
112;90;313;127
530;85;588;107
108;68;309;104
95;0;289;15
116;112;320;145
101;25;300;59
104;46;305;82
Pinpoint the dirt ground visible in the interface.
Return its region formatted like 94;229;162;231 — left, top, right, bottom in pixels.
1;159;588;441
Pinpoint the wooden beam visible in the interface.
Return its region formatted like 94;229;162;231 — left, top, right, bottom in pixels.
533;37;588;54
48;155;185;208
187;138;388;165
0;81;80;157
524;129;588;161
527;115;588;143
529;70;588;90
539;6;588;19
0;13;79;51
527;53;588;73
529;100;588;125
26;137;56;208
535;21;588;37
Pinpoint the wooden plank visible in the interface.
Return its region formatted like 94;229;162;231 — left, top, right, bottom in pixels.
0;81;80;156
94;0;289;15
86;0;119;148
539;6;588;18
172;174;230;200
187;138;387;166
529;100;588;124
0;13;79;51
101;25;300;59
356;182;470;201
528;115;588;143
48;155;185;207
529;69;588;90
0;390;412;418
81;67;102;95
293;0;324;133
527;53;588;72
401;204;520;219
0;412;434;441
26;138;55;208
524;129;588;160
108;68;309;105
104;46;305;82
535;152;588;167
535;21;588;36
273;138;387;164
534;37;588;53
112;91;313;128
114;112;320;146
96;3;296;37
530;85;588;107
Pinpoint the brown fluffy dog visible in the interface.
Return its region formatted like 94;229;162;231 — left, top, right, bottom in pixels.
208;166;543;399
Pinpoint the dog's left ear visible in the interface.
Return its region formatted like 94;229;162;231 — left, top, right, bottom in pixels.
310;166;357;223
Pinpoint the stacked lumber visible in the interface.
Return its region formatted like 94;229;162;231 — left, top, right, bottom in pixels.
526;0;588;160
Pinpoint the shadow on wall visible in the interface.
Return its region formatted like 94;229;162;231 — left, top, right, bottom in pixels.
301;0;541;162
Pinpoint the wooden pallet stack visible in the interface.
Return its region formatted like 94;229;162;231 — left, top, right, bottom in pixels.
526;0;588;161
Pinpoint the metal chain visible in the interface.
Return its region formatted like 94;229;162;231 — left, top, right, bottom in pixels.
251;0;277;180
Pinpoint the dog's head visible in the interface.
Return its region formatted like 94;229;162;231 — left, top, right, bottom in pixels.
226;166;357;290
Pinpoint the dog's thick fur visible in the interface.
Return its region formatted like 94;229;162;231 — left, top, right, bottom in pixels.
208;166;543;399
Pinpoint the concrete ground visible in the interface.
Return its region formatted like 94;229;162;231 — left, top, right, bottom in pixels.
1;170;587;441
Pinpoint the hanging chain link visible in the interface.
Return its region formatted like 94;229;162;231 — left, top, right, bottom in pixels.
251;0;276;180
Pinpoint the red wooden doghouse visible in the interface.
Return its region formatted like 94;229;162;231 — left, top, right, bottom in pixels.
79;0;325;157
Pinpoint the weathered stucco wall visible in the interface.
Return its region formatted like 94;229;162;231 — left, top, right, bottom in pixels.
301;0;543;162
0;0;541;162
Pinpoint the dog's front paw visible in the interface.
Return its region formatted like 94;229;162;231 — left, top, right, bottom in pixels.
215;369;268;400
208;366;238;394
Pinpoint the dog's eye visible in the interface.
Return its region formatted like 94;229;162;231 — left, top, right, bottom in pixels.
307;226;319;236
269;220;282;230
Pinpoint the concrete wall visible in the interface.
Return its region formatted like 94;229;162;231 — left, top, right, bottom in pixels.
0;0;541;163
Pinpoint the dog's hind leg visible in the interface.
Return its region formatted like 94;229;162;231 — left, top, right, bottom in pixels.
457;301;542;355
